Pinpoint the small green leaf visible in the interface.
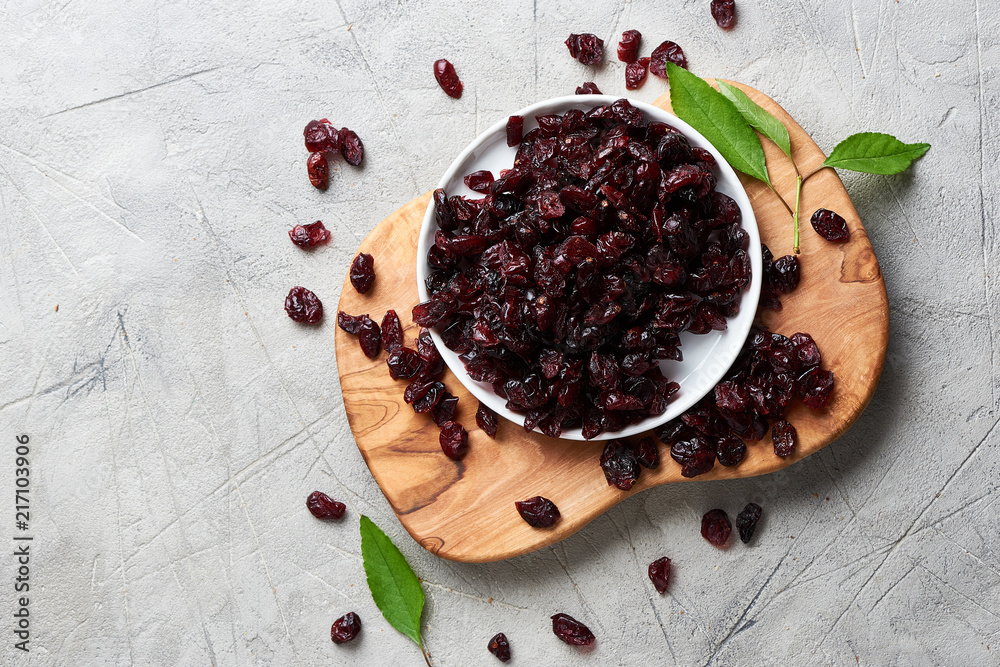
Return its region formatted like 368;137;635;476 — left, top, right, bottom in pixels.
822;132;930;175
666;63;770;185
360;515;426;648
717;80;792;158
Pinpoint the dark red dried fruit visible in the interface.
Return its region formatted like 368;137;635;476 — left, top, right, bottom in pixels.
649;41;688;79
701;509;731;547
671;435;716;477
387;347;422;380
306;490;346;519
289;220;331;248
431;393;459;426
715;434;747;466
380;310;404;351
736;502;762;543
799;367;834;408
304;119;339;153
337;311;366;334
711;0;736;30
575;82;602;95
617;29;641;63
350;253;375;294
487;632;511;662
476;402;499;438
515;496;560;528
600;439;641;490
440;421;469;460
770;253;800;294
506;116;524;147
307;152;329;190
771;418;797;457
433;59;464;99
339;128;364;166
565;33;604;66
648;556;671;594
551;613;595;646
330;612;361;644
357;316;382;359
632;436;660;469
625;57;650;90
810;208;850;242
790;332;821;370
464;170;494;193
285;286;323;324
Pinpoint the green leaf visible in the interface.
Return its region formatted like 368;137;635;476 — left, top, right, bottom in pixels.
717;80;792;158
666;63;770;185
822;132;930;175
360;515;426;648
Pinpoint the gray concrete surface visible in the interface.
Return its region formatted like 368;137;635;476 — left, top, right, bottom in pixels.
0;0;997;665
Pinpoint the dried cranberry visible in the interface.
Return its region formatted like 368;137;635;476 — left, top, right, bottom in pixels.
357;316;382;359
711;0;736;30
330;612;361;644
433;59;464;99
464;170;494;193
506;116;524;147
306;490;346;519
307;152;329;190
771;418;797;457
575;82;602;95
601;439;641;490
476;402;499;438
288;220;331;248
380;310;404;351
648;556;671;594
565;33;604;66
304;119;339;153
285;286;323;324
632;436;660;469
617;29;641;63
339;128;364;166
701;509;731;547
649;41;688;79
799;367;834;408
337;311;366;334
810;208;850;242
488;632;511;662
440;421;469;460
350;253;375;294
387;348;422;380
625;57;650;90
671;435;716;477
790;332;821;370
551;613;595;646
770;254;800;294
715;434;747;466
515;496;560;528
736;503;762;543
431;393;459;426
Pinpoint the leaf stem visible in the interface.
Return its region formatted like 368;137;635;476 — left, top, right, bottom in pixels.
792;174;803;254
801;165;828;184
766;184;795;218
420;642;433;667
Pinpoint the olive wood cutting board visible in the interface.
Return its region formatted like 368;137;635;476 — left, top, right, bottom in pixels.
334;82;889;563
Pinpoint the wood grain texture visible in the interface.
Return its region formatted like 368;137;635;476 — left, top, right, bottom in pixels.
335;83;889;563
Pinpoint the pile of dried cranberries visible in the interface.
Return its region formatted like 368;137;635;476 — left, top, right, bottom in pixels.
414;100;752;439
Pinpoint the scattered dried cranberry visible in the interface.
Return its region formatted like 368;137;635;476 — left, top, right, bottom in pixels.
799;367;834;408
711;0;736;30
565;33;604;66
288;220;331;248
357;316;382;358
715;434;747;466
339;128;364;166
306;491;346;519
506;116;524;147
330;612;361;644
632;436;660;469
601;439;641;490
285;286;323;324
810;208;850;242
771;418;797;457
387;347;422;380
649;41;688;79
736;502;762;543
551;613;595;646
617;29;641;63
575;82;602;95
304;119;339;153
337;311;366;334
307;152;329;190
476;402;499;438
440;421;469;460
625;57;650;90
647;556;671;594
381;310;404;351
464;170;495;193
431;393;459;426
433;59;464;99
487;632;511;662
350;253;375;294
701;509;732;547
515;496;560;528
671;435;716;477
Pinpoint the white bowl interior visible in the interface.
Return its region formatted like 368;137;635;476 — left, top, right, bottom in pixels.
417;95;762;441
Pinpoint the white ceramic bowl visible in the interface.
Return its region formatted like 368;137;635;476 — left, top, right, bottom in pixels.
417;95;762;440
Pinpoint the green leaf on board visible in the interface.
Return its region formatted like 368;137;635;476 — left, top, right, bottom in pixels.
717;80;792;158
360;515;426;648
666;63;771;185
822;132;930;175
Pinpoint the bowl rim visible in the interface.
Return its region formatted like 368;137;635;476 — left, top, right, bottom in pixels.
416;94;762;441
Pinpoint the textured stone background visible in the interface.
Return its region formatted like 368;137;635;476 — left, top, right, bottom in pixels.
0;0;997;665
